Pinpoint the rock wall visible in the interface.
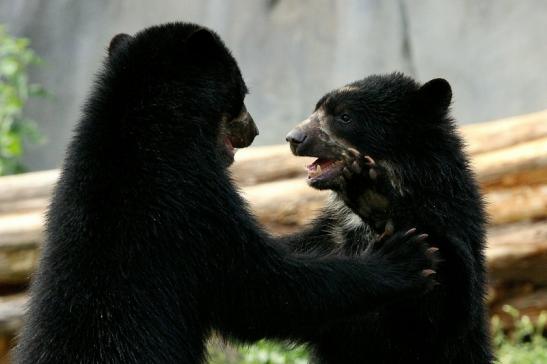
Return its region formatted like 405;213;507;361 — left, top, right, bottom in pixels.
1;0;546;170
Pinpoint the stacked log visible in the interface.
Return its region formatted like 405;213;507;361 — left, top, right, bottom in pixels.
0;109;546;349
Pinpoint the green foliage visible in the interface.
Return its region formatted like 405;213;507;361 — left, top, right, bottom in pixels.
493;306;547;364
208;340;309;364
239;341;309;364
0;25;45;176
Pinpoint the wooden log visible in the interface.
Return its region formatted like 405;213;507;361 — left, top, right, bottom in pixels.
487;220;547;285
0;212;43;284
1;184;546;285
0;335;13;364
473;137;547;188
486;184;547;225
0;294;26;336
245;179;547;230
0;179;310;282
0;197;50;214
236;136;547;190
461;109;547;155
1;158;546;220
482;167;547;190
232;145;313;186
1;137;545;212
0;120;546;206
1;178;546;244
242;178;327;232
1;178;546;248
490;288;547;329
0;245;40;284
232;110;547;187
0;170;58;203
0;212;44;249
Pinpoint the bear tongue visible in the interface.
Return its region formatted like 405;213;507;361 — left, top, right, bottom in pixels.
224;137;237;157
307;158;334;170
307;158;337;177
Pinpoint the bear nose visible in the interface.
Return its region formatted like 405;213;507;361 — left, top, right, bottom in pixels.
285;129;307;144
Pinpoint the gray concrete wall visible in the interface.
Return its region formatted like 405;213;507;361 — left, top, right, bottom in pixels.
1;0;546;171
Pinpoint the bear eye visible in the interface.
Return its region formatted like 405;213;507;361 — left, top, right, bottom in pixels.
339;114;351;124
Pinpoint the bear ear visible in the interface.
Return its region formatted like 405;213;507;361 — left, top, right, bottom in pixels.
185;28;218;55
108;33;132;57
417;78;452;112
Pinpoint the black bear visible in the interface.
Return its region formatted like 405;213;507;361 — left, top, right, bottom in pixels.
285;73;493;363
14;25;437;363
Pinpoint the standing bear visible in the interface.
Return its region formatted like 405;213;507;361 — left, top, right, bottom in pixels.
14;25;437;364
285;73;493;363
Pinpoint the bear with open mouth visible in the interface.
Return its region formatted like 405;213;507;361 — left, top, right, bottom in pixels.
285;73;492;364
14;24;438;364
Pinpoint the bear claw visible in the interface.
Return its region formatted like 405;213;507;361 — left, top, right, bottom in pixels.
417;233;429;241
363;155;375;166
347;148;360;157
426;247;439;256
404;228;417;236
422;269;436;277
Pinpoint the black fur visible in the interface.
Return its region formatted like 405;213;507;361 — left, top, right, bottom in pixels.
284;73;493;363
14;25;435;364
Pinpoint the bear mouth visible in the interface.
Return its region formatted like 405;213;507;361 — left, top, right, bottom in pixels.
223;137;238;164
225;137;237;156
307;158;344;183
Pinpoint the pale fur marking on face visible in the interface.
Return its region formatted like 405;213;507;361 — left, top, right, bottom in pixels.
316;104;405;196
315;107;355;151
296;116;313;128
232;106;247;123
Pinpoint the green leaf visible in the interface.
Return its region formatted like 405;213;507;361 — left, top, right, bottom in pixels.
2;131;23;156
0;23;48;175
0;57;19;76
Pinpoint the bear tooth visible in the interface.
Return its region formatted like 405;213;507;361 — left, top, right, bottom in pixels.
316;165;322;174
